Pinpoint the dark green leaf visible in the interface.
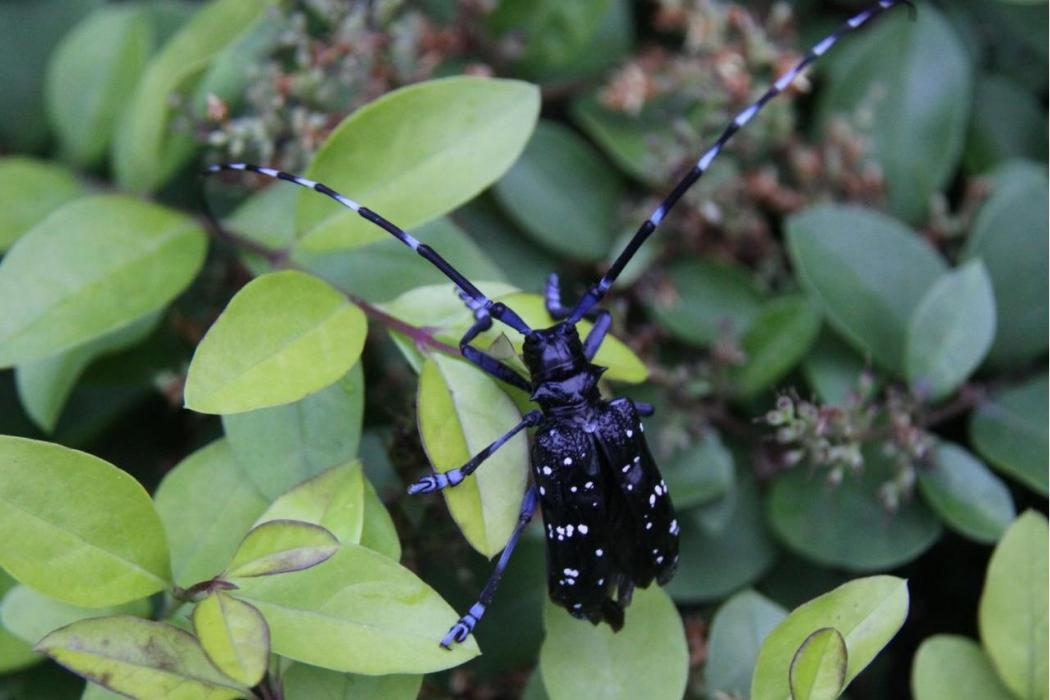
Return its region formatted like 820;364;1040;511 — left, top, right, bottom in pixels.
282;663;421;700
223;364;364;500
817;6;972;222
917;442;1015;544
767;449;942;571
493;121;625;261
732;296;823;398
802;333;870;406
660;429;734;510
964;74;1048;174
666;468;779;603
787;205;946;373
571;92;662;185
905;260;996;400
645;260;765;346
970;373;1048;495
704;590;787;698
961;160;1048;369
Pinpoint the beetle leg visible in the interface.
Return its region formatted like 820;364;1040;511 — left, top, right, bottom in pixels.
457;312;532;392
440;486;539;648
582;310;612;360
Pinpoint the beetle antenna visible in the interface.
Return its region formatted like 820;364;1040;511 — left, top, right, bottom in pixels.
567;0;912;323
203;163;532;335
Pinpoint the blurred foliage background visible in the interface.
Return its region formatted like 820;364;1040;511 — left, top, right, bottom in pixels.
0;0;1046;698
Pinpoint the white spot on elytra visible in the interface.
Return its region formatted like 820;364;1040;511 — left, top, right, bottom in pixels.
670;519;679;534
563;457;573;466
656;556;664;564
626;429;633;438
563;568;579;578
622;464;631;473
578;524;589;534
595;548;604;557
597;578;605;586
541;466;552;476
649;494;656;507
540;486;546;495
566;525;574;537
627;484;633;491
646;522;653;530
570;486;577;493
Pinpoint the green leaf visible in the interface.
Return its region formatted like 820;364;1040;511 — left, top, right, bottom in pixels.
0;157;85;252
961;160;1049;368
905;260;996;400
16;311;162;433
539;586;687;700
979;511;1049;700
223;363;364;499
751;576;909;700
917;441;1015;544
767;448;942;571
154;440;268;588
113;0;274;192
787;205;946;373
282;663;422;700
964;74;1048;174
0;572;38;674
296;77;540;251
45;5;151;166
0;585;149;647
704;590;788;699
185;270;366;414
226;520;339;578
0;0;102;152
493;120;624;261
0;436;170;607
666;468;779;603
360;479;402;561
231;545;479;674
192;592;268;687
0;195;206;368
417;354;529;558
486;0;633;83
571;92;663;185
82;683;126;700
911;635;1015;700
732;296;823;398
789;628;848;700
253;463;366;545
36;616;247;700
645;260;764;346
660;429;734;510
970;373;1049;495
802;333;870;406
816;5;972;222
296;217;508;304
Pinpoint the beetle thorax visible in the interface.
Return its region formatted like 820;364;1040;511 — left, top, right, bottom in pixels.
523;323;604;415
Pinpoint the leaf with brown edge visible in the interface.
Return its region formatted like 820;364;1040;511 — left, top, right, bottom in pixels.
192;591;269;687
226;520;339;578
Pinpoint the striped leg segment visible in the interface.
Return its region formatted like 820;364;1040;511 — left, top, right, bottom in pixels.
582;310;612;360
457;311;532;392
441;485;539;648
545;273;604;322
567;0;912;322
408;410;542;495
204;163;532;336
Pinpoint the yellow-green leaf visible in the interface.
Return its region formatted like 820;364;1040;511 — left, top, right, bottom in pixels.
417;354;529;557
0;436;170;607
192;592;269;687
231;545;479;674
36;616;247;700
0;585;149;647
911;635;1015;700
539;586;688;700
282;662;422;700
752;576;909;700
253;463;365;544
978;511;1049;700
0;195;206;367
185;270;366;414
296;77;540;251
226;520;339;578
789;628;848;700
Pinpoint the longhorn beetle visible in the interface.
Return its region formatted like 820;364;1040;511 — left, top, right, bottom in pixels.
206;0;911;649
